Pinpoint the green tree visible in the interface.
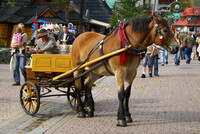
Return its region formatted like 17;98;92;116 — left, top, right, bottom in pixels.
191;0;200;8
0;0;15;7
110;0;149;26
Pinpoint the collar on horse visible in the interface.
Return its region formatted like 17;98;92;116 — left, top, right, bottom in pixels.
117;21;147;64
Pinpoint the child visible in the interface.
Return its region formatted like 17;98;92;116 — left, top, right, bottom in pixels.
11;27;24;56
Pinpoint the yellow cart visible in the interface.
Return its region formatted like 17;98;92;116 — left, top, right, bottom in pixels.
20;54;85;115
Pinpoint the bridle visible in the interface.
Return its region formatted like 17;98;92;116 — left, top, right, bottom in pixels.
153;21;173;47
118;19;171;56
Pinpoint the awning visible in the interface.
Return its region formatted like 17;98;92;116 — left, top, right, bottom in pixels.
89;19;111;29
38;17;67;24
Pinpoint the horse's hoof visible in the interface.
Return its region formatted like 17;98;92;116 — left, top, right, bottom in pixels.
77;112;86;118
125;116;133;123
87;111;94;117
117;120;127;127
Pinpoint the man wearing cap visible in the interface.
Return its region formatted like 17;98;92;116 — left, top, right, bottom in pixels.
184;32;195;64
35;28;60;54
58;26;75;45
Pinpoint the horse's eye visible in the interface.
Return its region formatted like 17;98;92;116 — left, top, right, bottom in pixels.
163;29;168;33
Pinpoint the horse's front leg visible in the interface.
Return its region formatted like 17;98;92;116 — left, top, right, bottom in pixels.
124;83;133;123
115;69;127;127
124;70;137;123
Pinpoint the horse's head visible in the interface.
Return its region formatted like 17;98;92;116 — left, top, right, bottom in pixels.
150;16;178;54
124;16;178;54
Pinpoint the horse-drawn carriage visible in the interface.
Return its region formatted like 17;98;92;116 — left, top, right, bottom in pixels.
20;47;127;115
20;16;179;127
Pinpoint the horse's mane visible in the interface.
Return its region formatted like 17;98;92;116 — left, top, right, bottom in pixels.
111;16;168;35
159;17;169;28
125;16;153;33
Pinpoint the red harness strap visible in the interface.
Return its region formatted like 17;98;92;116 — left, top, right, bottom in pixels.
118;22;129;64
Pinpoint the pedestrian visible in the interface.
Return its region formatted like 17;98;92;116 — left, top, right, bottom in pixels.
160;48;168;66
141;45;155;78
51;24;60;41
173;33;181;65
91;28;96;32
10;23;27;86
196;33;200;61
30;30;39;47
58;25;75;45
196;35;200;61
152;44;159;76
184;32;195;64
179;32;187;60
34;28;60;54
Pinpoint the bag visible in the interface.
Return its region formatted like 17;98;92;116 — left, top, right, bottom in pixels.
9;56;13;72
198;38;200;44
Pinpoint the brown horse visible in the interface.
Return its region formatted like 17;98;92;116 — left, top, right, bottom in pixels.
71;16;178;127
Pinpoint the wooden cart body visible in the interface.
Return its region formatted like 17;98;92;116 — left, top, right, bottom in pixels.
26;54;72;83
21;54;79;115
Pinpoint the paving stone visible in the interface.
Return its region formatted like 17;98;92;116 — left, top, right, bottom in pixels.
0;55;200;134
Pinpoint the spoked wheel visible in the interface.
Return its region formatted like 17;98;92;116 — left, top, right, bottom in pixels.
20;81;40;115
67;86;85;111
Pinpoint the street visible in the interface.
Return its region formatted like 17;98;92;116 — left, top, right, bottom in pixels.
0;55;200;134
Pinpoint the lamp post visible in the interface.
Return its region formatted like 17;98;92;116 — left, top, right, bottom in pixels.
195;11;198;34
165;0;182;32
165;0;182;17
168;0;182;13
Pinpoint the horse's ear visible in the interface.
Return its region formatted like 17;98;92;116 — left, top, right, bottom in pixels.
152;15;161;24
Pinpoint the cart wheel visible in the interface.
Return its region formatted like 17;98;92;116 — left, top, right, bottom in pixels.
67;86;85;111
20;81;40;115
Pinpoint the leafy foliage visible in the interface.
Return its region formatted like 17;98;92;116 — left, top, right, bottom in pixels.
50;0;69;5
109;0;149;26
0;0;16;7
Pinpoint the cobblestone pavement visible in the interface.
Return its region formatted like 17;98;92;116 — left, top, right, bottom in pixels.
0;55;200;134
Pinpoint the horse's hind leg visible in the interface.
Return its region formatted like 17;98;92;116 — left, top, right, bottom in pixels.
84;73;100;117
74;69;86;118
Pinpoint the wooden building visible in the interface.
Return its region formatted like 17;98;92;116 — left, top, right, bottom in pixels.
0;0;111;47
173;6;200;33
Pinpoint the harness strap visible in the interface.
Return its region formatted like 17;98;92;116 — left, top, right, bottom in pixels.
118;22;147;64
98;39;114;75
118;22;127;64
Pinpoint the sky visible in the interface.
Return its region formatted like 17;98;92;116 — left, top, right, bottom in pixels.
105;0;116;8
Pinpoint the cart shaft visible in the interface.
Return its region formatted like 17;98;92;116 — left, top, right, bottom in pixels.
52;45;131;81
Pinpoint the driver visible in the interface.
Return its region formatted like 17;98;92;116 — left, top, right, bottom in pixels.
34;28;60;54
